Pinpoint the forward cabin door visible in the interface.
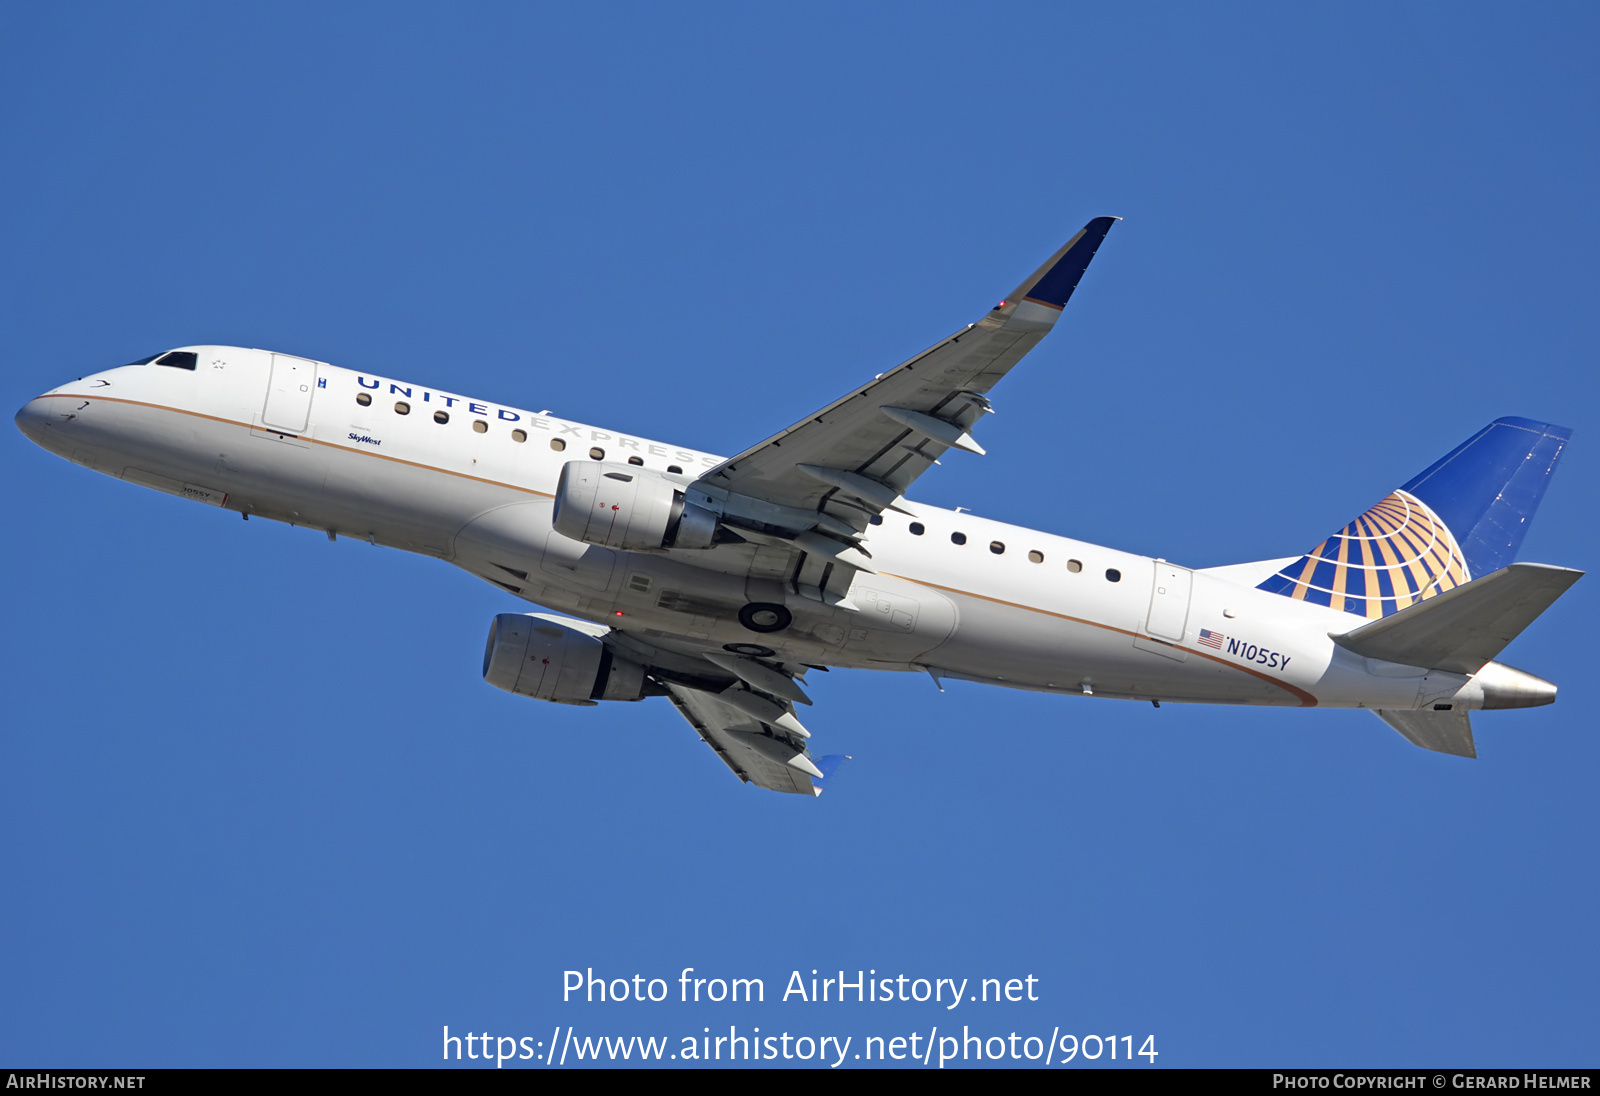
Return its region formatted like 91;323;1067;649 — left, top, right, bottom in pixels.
1146;561;1194;642
262;353;318;434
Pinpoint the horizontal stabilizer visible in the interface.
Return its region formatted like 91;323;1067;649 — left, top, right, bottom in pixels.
1331;562;1582;674
1376;709;1476;758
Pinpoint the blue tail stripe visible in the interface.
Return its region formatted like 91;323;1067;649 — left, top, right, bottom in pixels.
1400;417;1571;579
1256;417;1571;618
1257;573;1295;596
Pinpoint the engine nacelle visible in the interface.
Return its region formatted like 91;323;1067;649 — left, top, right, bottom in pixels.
482;614;648;705
552;462;717;551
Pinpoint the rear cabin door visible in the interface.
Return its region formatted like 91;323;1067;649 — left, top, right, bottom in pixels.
1146;561;1194;642
262;353;318;434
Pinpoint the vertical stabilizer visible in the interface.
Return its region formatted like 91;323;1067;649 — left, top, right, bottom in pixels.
1257;418;1570;619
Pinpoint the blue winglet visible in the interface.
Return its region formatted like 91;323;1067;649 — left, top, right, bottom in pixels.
1018;216;1119;310
810;754;852;796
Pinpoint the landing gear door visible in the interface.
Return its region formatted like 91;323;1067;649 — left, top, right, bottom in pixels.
262;353;318;434
1146;561;1193;642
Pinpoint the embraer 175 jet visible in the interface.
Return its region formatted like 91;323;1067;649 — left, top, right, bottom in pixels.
15;218;1580;794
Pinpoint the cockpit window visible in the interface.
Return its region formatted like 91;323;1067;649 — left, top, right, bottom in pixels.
127;353;162;365
154;351;197;370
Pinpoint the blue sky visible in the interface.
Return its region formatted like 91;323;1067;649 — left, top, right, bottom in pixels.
2;2;1596;1068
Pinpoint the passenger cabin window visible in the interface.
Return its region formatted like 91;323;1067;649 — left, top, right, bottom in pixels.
990;541;1005;555
434;410;449;424
1067;559;1083;573
550;438;566;452
1028;550;1044;563
951;532;967;545
511;429;527;443
869;515;883;526
909;522;925;536
589;447;605;460
627;456;644;466
1105;568;1121;582
356;392;372;406
154;351;197;370
394;401;411;415
667;464;683;474
473;420;488;433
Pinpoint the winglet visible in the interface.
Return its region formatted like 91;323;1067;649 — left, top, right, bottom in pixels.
1004;216;1119;312
809;754;852;797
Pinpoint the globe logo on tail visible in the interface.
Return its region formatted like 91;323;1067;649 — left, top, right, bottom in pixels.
1258;490;1470;619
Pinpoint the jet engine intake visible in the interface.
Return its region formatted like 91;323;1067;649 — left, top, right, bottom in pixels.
482;613;648;705
552;462;718;551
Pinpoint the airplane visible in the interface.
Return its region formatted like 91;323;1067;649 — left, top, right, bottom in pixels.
14;217;1581;795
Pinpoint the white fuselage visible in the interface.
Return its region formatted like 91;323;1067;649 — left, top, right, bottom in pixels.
16;346;1513;714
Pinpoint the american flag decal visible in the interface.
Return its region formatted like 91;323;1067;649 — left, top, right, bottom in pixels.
1198;628;1226;650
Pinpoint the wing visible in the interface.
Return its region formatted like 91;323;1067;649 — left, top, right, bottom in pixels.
666;682;846;796
686;217;1118;606
599;627;848;795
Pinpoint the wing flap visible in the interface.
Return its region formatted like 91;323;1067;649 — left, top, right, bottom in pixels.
665;683;819;795
1331;562;1582;674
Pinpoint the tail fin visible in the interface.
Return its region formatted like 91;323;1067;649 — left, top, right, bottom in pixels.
1257;418;1571;619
